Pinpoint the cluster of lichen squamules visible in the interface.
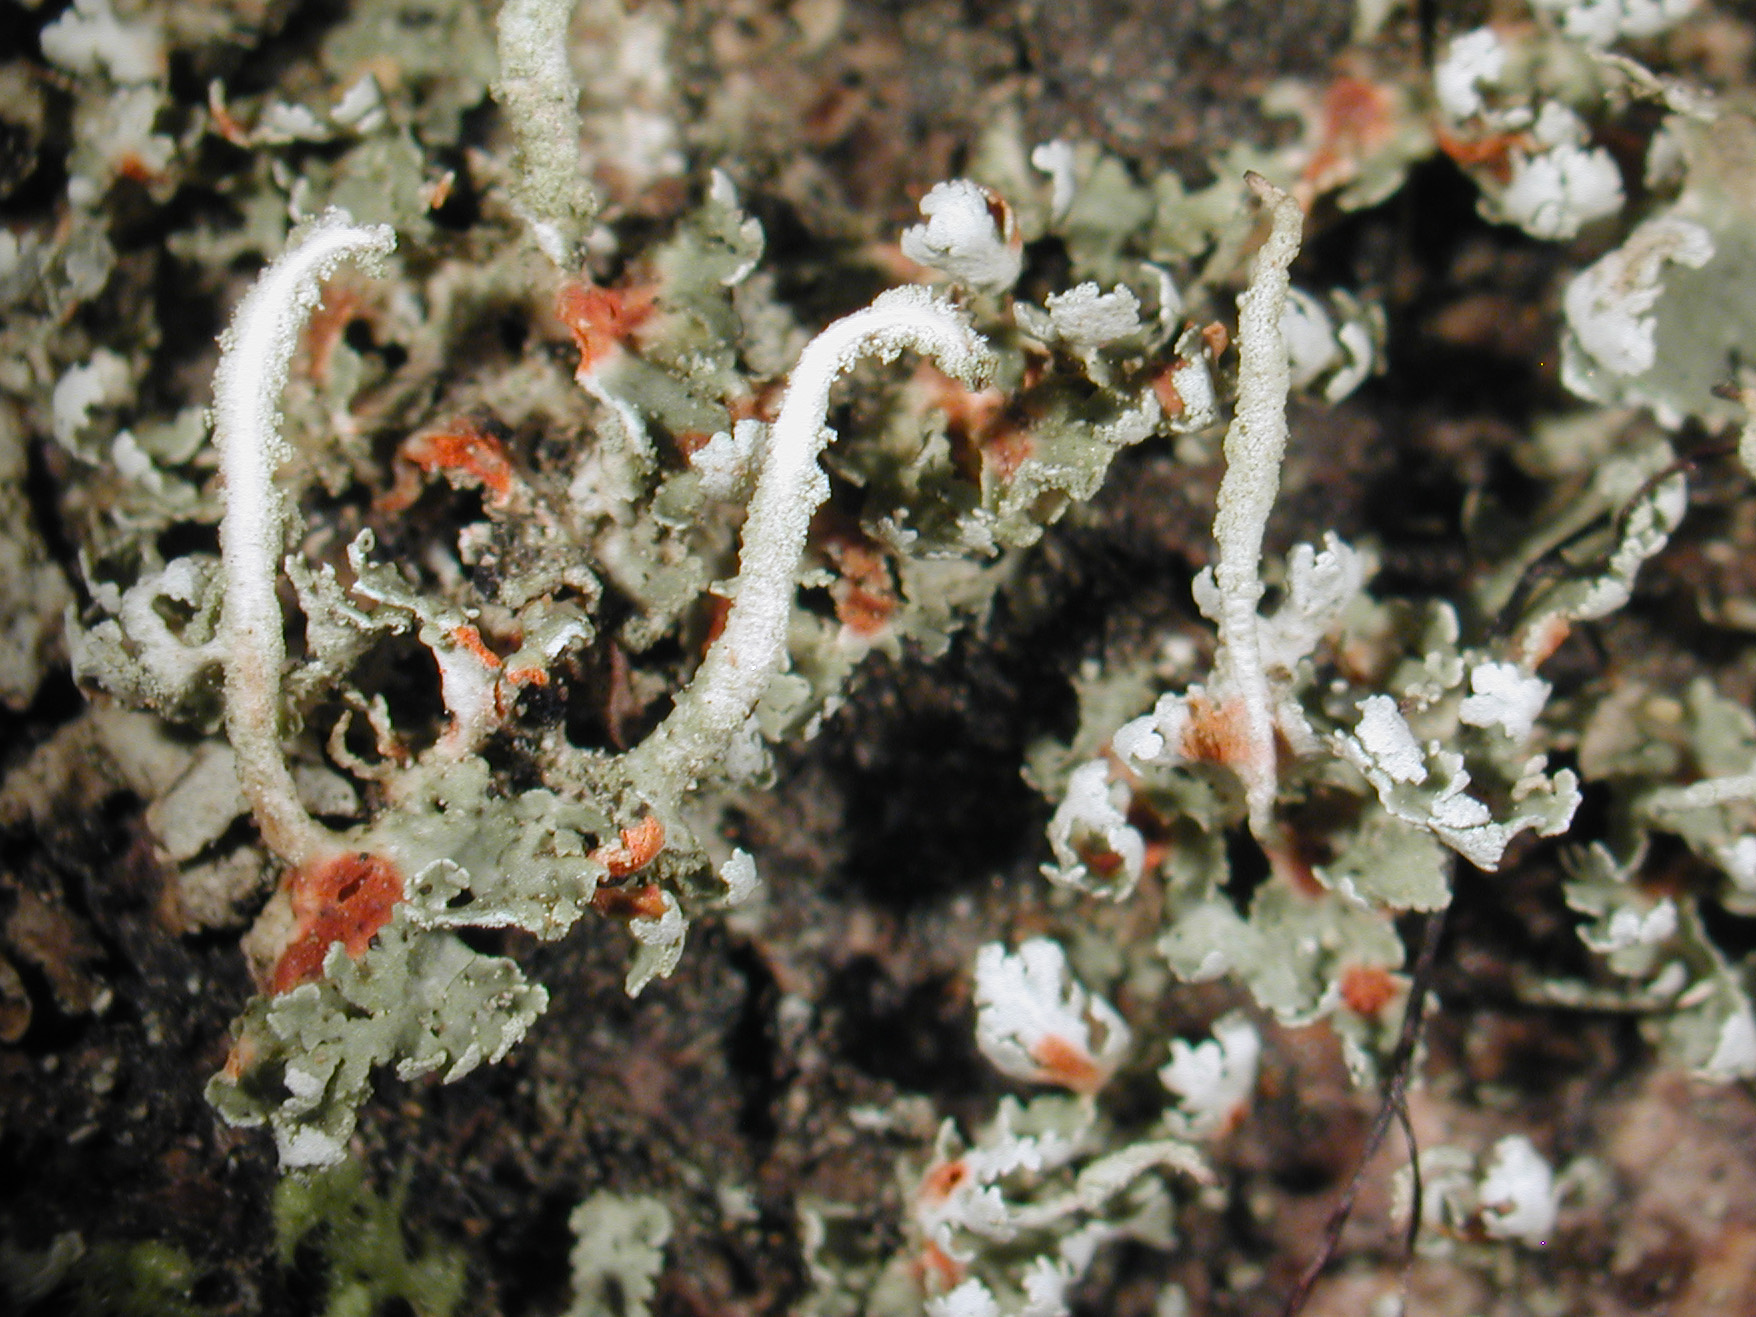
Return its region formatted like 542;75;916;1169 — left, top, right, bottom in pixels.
7;0;1756;1312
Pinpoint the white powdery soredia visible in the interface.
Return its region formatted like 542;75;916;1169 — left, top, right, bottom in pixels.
1281;288;1341;392
1534;0;1697;46
689;418;765;499
973;939;1130;1094
1338;692;1580;870
901;179;1023;293
1435;27;1507;121
1489;103;1623;240
931;1279;1002;1317
1353;694;1428;785
39;0;165;83
1714;836;1756;894
1159;1012;1261;1137
1030;140;1077;220
51;349;132;451
1042;283;1143;347
1458;661;1552;741
1703;1002;1756;1080
1561;216;1714;400
1477;1135;1559;1245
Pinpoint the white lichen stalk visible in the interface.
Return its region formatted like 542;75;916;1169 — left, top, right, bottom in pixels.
494;0;597;267
213;208;395;869
1207;175;1305;838
627;286;994;805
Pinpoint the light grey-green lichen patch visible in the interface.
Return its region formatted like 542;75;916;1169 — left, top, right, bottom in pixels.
565;1191;672;1317
1562;113;1756;427
208;912;550;1169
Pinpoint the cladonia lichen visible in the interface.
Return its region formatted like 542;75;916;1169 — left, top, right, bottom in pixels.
23;0;1756;1307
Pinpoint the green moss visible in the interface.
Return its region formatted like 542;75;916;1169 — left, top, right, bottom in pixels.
274;1161;466;1317
70;1241;209;1317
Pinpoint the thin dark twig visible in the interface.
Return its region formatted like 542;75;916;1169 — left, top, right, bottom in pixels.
1396;1086;1423;1256
1278;905;1449;1317
1417;0;1438;68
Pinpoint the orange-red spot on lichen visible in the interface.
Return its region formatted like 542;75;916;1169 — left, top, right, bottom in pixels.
591;816;667;879
116;153;158;184
979;422;1035;483
919;1159;969;1203
1200;321;1230;360
671;429;715;458
207;92;249;145
917;1240;965;1292
916;364;1034;484
301;276;372;387
729;380;783;425
382;420;517;513
590;882;670;921
701;595;733;652
421;170;456;212
1179;694;1249;767
1513;613;1571;669
1029;1034;1106;1094
222;1032;259;1081
1140;835;1172;874
271;852;404;995
1151;366;1186;418
1436;126;1532;184
449;624;503;669
1120;794;1174;874
1304;74;1398;195
980;187;1016;241
556;279;656;377
833;568;896;635
1074;832;1128;880
817;523;899;638
1340;964;1401;1018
